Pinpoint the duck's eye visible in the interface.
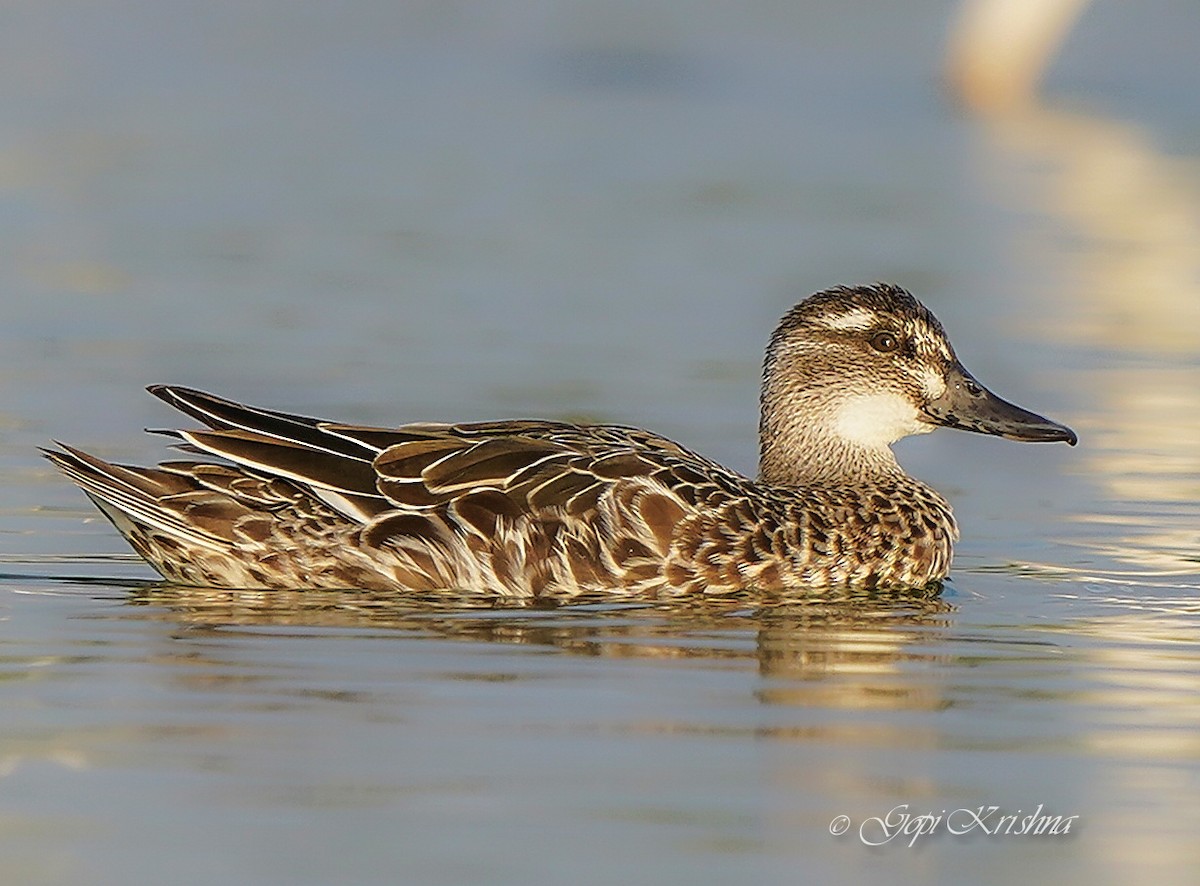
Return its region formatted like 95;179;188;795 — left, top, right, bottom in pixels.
869;331;900;353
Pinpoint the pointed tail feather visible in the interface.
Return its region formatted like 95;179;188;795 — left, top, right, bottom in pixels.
42;443;230;552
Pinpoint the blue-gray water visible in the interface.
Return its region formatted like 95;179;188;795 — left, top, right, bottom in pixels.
3;2;1199;884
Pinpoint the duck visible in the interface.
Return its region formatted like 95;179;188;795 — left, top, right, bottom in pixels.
44;283;1076;597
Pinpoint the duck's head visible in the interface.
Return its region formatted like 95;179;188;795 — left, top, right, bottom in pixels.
759;283;1076;485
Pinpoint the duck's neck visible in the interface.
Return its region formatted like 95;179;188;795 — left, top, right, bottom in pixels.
758;383;907;488
759;427;905;487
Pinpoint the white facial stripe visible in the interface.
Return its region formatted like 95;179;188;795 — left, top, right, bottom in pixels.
819;308;877;332
834;392;933;447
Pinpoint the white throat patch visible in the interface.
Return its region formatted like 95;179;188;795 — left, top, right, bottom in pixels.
834;392;932;447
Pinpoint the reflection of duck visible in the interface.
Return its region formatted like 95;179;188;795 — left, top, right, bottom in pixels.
45;284;1074;597
128;581;953;697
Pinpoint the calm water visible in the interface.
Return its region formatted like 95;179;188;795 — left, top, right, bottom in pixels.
3;2;1199;884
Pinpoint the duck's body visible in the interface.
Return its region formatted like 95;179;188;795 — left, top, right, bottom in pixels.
46;284;1075;597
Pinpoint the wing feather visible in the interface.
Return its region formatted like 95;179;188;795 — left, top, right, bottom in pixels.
149;385;379;460
180;428;380;496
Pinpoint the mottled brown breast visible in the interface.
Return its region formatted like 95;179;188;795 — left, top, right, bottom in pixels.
663;477;956;593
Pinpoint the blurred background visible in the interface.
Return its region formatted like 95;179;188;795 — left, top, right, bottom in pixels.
1;2;1198;884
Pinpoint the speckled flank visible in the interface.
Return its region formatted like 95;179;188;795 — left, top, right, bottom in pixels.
45;283;1073;597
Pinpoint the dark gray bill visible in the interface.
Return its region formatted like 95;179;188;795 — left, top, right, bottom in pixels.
921;362;1077;445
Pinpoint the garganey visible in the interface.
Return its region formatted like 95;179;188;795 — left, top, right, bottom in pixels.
45;284;1076;596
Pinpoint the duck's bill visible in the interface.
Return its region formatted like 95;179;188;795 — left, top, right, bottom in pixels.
921;362;1077;445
